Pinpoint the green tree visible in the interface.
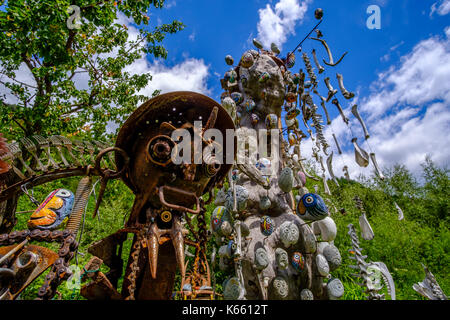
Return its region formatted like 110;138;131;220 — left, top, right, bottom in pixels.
0;0;184;140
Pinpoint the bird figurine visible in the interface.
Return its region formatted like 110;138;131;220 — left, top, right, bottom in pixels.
28;189;75;230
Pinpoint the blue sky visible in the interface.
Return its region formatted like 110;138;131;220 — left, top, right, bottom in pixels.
136;0;450;179
1;0;449;179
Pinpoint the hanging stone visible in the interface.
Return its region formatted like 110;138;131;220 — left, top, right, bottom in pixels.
291;252;305;272
288;133;297;146
300;289;314;300
297;171;307;188
223;277;244;300
253;38;264;50
316;241;329;255
327;278;344;300
316;254;330;277
323;244;342;271
285;116;296;128
228;69;238;86
265;114;278;129
292;73;301;84
241;51;255;68
259;195;271;210
278;167;294;193
279;221;299;247
271;42;281;55
286;108;300;120
255;248;270;271
304;81;312;89
272;276;289;299
315;8;324;20
225;55;234;66
286;52;296;69
225;185;249;212
260;215;275;236
275;248;289;270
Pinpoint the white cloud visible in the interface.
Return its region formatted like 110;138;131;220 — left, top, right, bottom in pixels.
431;0;450;16
256;0;312;50
302;27;450;180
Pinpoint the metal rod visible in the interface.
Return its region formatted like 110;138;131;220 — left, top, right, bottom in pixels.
0;239;28;265
290;19;323;54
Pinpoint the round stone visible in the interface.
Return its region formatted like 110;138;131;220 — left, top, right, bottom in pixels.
300;289;314;300
327;278;344;300
275;248;289;270
254;248;269;270
279;221;299;247
225;55;234;66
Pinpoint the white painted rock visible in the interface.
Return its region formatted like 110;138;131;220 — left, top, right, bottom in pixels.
317;217;337;242
316;254;330;277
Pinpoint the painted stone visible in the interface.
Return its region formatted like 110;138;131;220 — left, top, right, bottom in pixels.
317;216;337;242
259;71;270;83
304;232;317;254
272;276;289;299
288;133;297;146
296;193;329;221
255;158;272;177
285;92;297;103
28;189;74;230
297;171;306;188
315;8;324;20
223;277;243;300
286;108;300;120
210;206;232;234
271;43;281;55
279;221;299;247
292;73;300;84
265;114;278;129
300;289;314;300
230;92;243;104
241;51;255;68
243;98;256;112
278;167;294;193
255;247;269;270
291;251;305;272
259;195;271;210
251;113;260;126
225;185;249;212
275;248;289;270
323;244;341;271
225;55;234;66
327;278;344;300
260;215;275;236
316;254;330;277
253;38;263;50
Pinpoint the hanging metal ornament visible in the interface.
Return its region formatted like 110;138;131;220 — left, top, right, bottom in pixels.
326;152;340;187
351;104;370;140
332;133;342;155
351;138;369;167
331;98;349;125
370;153;385;180
394;201;404;221
336;73;355;100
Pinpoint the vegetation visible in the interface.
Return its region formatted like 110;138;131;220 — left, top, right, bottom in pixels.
0;0;184;140
10;157;449;300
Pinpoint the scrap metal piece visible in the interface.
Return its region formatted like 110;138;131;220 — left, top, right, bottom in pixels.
370;153;385;180
324;77;338;102
84;141;96;164
351;138;369;168
32;135;59;169
57;136;80;166
332;134;342;155
0;144;25;179
65;176;92;235
413;264;447;300
310;37;348;67
394;201;404;221
351;104;370;140
331;98;349;125
49;136;70;167
336;73;355;100
311;49;325;74
8;142;35;176
21;137;46;172
326;152;340;187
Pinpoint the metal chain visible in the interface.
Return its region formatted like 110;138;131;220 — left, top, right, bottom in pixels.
0;229;78;300
124;233;143;300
